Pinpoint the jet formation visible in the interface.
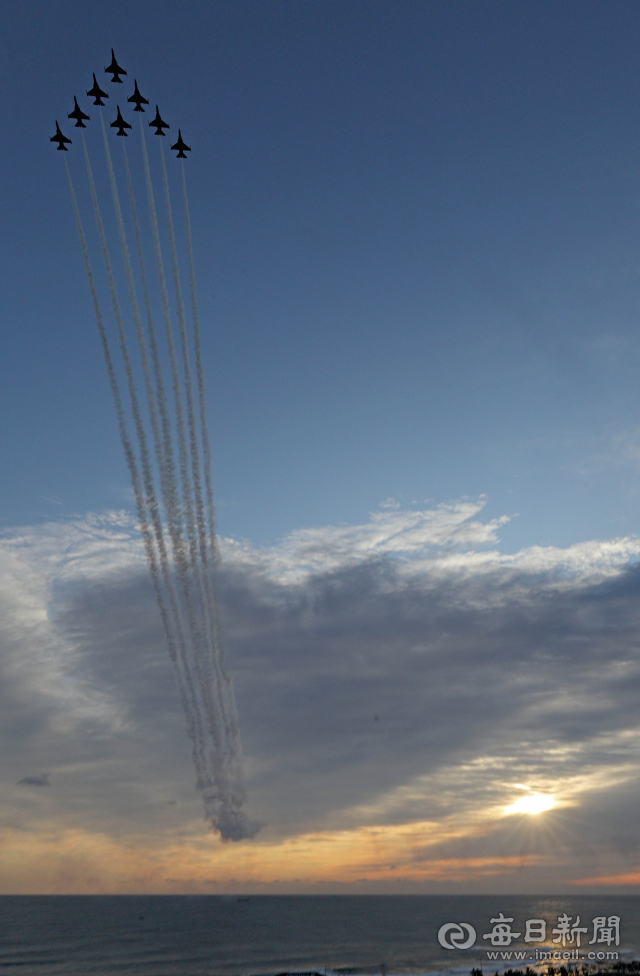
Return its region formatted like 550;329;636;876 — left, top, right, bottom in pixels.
56;48;255;844
51;50;190;158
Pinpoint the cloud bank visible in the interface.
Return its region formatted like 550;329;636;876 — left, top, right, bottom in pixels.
2;499;640;892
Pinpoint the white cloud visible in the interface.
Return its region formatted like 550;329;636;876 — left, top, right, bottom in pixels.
220;496;640;589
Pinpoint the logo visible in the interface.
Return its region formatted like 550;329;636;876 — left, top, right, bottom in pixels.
438;922;477;949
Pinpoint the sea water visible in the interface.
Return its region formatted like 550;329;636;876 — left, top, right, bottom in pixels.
0;895;638;976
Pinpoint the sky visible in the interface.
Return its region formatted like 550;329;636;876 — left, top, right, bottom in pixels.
3;0;640;894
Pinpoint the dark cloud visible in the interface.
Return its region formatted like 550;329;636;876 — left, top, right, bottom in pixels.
217;556;640;837
2;507;640;880
17;774;50;787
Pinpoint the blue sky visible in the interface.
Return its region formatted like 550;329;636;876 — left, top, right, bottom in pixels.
4;0;640;895
3;0;640;549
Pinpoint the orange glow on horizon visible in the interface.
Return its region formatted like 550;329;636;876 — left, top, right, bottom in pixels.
571;869;640;886
0;820;547;894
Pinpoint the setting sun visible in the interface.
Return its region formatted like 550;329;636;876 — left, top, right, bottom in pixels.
503;793;557;816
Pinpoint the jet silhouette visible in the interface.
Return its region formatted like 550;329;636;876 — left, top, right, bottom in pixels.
68;96;90;128
50;121;72;151
87;72;109;106
149;105;170;135
171;129;191;158
111;105;132;136
128;79;149;112
105;49;126;83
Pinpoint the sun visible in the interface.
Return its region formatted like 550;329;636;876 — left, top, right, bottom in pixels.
503;792;557;816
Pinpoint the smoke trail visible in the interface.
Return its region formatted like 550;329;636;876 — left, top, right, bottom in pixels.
122;142;175;514
122;139;194;662
160;148;240;761
158;139;255;838
98;119;209;785
68;129;259;841
138;124;217;739
127;131;184;569
181;166;218;578
159;154;221;638
66;157;202;776
121;141;205;732
139;124;200;594
160;145;208;582
181;164;242;745
165;153;256;841
128;129;213;748
139;123;238;823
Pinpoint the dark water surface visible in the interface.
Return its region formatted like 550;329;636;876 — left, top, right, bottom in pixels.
0;895;638;976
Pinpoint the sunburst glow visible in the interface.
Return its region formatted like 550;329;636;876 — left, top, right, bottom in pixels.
504;793;557;815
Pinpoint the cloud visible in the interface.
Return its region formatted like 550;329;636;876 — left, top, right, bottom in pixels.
220;497;514;581
219;497;640;591
2;500;640;891
17;774;50;787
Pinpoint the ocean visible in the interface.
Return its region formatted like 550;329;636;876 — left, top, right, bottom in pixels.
0;895;638;976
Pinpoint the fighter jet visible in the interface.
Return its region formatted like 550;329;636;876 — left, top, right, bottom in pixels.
127;80;149;112
68;96;90;128
105;49;126;83
87;72;108;106
50;121;72;151
111;105;131;136
149;105;170;135
171;129;191;158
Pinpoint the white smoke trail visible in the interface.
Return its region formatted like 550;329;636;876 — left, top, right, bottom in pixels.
139;125;200;600
122;138;191;627
127;131;184;568
167;155;256;840
181;164;242;746
181;166;218;581
121;141;203;716
126;131;210;737
159;149;252;842
157;137;255;838
157;146;231;764
159;146;235;747
122;142;174;509
159;145;210;605
139;123;236;821
66;156;202;776
98;119;209;786
67;126;259;841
